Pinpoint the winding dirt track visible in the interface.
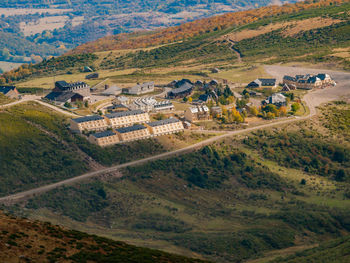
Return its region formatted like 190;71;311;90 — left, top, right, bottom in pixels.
0;66;349;204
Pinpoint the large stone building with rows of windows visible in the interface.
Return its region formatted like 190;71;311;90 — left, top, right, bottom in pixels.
78;116;184;146
105;110;150;128
145;118;184;136
70;115;109;133
88;130;120;147
116;124;151;142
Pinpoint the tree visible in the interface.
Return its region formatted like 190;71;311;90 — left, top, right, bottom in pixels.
250;106;259;116
223;86;233;98
291;102;301;112
64;102;72;108
236;99;248;109
188;97;193;103
266;112;275;119
262;104;278;115
278;106;287;116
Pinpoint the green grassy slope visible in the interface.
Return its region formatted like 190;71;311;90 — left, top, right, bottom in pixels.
106;2;350;70
0;102;165;196
269;235;350;263
12;103;350;263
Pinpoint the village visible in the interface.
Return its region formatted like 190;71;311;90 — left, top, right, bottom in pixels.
0;71;336;147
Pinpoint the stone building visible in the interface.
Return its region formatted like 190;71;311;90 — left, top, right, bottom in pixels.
184;106;211;122
0;86;20;99
124;82;155;95
146;118;184;136
53;81;90;97
89;130;120;147
105;110;150;128
70;115;108;133
116;124;150;142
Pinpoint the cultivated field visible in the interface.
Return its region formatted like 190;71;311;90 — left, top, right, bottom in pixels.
0;8;72;17
20;16;84;36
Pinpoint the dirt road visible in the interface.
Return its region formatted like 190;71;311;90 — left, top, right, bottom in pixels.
0;96;78;117
1;65;349;204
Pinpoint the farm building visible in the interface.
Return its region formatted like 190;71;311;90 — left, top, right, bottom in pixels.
0;86;20;99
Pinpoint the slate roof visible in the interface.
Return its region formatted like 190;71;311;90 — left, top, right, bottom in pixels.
101;86;122;95
198;94;211;102
92;130;117;138
72;115;104;123
147;118;180;127
0;86;16;94
316;73;330;80
106;109;145;119
45;92;82;102
107;104;129;110
283;75;296;81
116;124;147;133
175;79;193;88
307;76;321;83
259;78;276;85
55;81;87;90
169;82;193;95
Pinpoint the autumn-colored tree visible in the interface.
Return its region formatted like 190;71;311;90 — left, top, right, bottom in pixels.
249;106;259;116
69;0;345;55
279;106;287;116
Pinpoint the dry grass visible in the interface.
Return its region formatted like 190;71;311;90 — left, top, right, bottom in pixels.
0;8;72;17
212;64;271;83
20;16;84;36
224;17;342;42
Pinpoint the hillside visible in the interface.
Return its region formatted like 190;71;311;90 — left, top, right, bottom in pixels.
2;0;350;85
0;102;166;196
269;235;350;263
3;102;349;263
0;211;208;263
0;0;298;65
70;0;346;54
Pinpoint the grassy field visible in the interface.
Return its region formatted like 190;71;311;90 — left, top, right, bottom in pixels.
269;235;350;263
0;93;14;105
211;64;271;83
10;102;350;263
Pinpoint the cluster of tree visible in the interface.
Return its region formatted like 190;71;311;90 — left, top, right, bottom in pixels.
0;53;97;83
261;104;288;119
235;19;350;63
244;130;350;182
125;145;287;190
217;85;235;105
